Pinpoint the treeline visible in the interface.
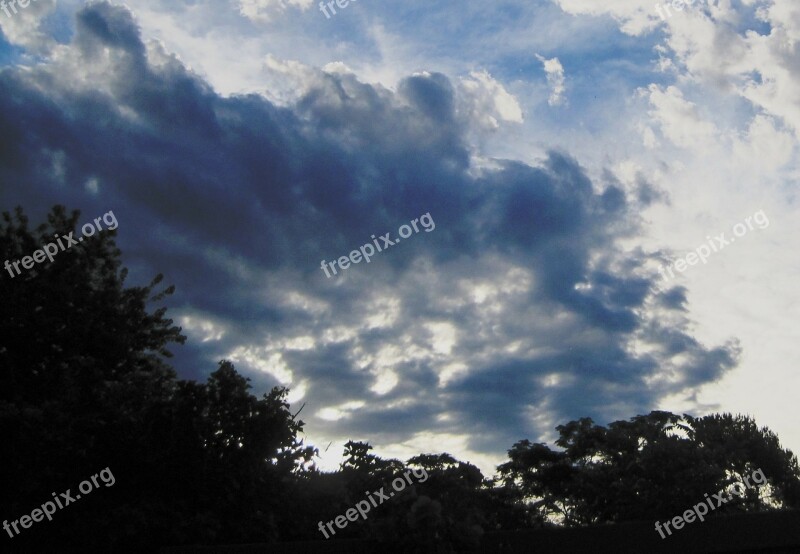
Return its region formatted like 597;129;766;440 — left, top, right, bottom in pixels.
2;206;799;551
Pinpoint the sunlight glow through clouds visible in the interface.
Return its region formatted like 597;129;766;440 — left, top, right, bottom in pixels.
317;400;366;421
228;347;294;385
180;315;226;343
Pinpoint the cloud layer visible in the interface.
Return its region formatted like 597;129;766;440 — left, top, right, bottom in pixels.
0;2;748;469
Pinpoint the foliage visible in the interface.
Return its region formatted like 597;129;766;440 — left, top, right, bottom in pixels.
0;206;314;549
497;410;800;526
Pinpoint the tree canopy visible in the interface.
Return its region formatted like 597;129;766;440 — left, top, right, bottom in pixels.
498;411;800;526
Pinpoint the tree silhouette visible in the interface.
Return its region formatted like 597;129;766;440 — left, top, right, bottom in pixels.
1;204;186;547
498;410;800;526
0;205;315;549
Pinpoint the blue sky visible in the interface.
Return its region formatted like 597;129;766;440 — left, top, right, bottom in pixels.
1;0;798;474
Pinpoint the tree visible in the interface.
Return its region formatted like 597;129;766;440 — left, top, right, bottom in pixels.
0;206;315;549
0;205;184;404
0;205;186;548
498;410;800;527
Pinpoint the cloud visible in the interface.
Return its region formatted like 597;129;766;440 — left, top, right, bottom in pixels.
0;0;58;54
237;0;314;21
0;2;741;469
556;0;800;141
458;69;524;130
536;54;566;106
644;85;718;149
553;0;662;36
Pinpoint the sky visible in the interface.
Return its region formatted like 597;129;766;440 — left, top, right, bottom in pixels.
1;0;798;476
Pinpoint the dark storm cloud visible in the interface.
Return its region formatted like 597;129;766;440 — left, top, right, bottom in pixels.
0;2;740;463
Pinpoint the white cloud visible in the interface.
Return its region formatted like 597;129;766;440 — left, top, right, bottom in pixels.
317;400;366;421
553;0;662;36
561;0;800;140
536;54;566;106
237;0;313;21
731;114;794;172
0;0;58;54
645;85;718;149
458;70;524;131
